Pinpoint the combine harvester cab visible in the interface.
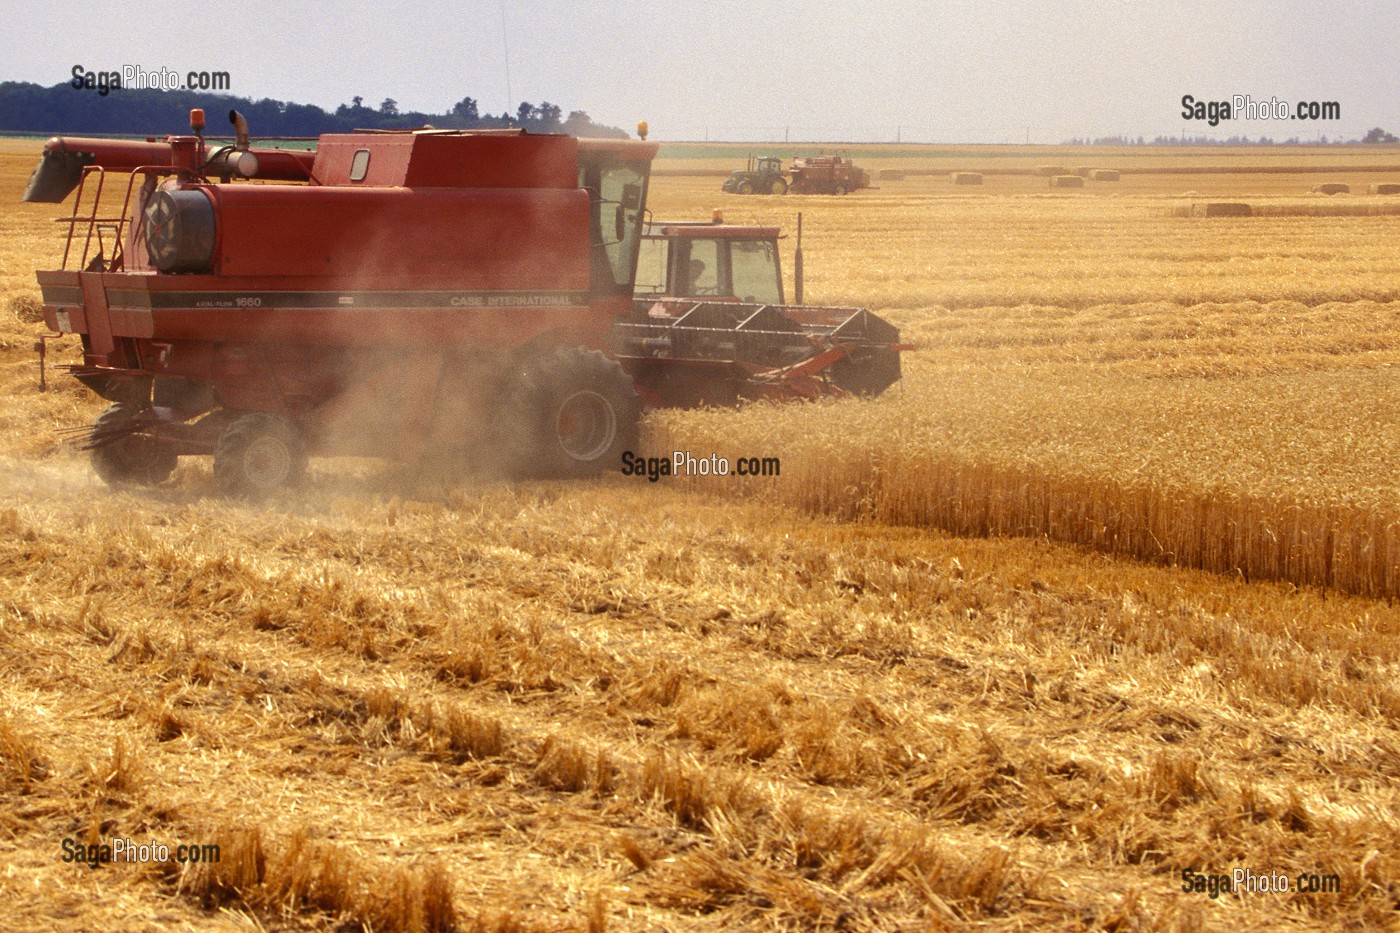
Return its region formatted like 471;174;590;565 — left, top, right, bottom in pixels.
619;216;904;407
24;112;903;494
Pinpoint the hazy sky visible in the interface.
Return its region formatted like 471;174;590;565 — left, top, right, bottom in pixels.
7;0;1396;142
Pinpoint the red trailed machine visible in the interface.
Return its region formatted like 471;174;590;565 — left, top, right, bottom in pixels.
23;110;904;493
788;155;871;195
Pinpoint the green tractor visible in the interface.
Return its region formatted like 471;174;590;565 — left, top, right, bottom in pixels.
722;156;788;195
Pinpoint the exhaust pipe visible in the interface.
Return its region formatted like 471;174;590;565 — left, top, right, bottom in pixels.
229;110;250;150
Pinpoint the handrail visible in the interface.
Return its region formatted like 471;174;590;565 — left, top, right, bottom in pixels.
58;166;105;270
54;164;200;272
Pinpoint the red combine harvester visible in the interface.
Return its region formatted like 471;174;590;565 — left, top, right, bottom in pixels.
23;110;904;493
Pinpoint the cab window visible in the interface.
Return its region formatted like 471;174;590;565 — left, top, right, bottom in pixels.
730;239;781;304
680;239;721;295
578;156;651;296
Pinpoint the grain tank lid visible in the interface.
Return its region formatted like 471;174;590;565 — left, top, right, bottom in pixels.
311;132;581;188
346;126;527;135
576;138;659;161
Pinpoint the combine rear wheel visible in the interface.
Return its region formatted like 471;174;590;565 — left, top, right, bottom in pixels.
833;182;849;195
214;413;307;496
505;347;639;479
90;403;178;487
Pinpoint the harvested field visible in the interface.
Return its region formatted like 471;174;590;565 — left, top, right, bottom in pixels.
2;139;1399;931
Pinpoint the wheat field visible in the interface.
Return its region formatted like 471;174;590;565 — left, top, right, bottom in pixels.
1;139;1398;931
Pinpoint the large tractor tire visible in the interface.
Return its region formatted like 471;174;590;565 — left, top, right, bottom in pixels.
504;346;640;479
768;177;788;195
90;403;178;487
213;413;307;496
736;180;755;195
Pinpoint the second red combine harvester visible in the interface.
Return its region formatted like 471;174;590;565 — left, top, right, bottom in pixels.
23;111;904;494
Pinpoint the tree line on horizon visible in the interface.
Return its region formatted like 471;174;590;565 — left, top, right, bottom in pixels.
0;81;629;138
1066;128;1399;146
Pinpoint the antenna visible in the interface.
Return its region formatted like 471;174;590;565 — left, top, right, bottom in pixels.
794;212;803;305
499;0;513;117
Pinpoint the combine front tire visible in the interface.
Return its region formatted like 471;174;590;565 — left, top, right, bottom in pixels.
90;404;178;487
214;414;307;496
506;347;639;479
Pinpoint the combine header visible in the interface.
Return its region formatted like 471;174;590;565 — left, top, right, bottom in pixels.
622;216;901;406
23;110;905;493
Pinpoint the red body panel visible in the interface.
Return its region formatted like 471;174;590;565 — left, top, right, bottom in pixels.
207;184;590;284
